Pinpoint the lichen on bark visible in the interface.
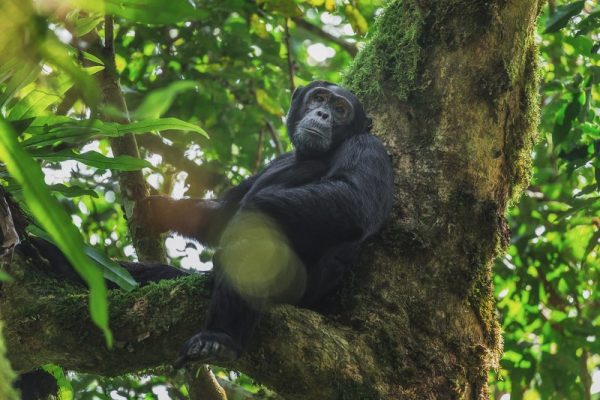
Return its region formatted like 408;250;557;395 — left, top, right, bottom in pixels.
0;322;18;400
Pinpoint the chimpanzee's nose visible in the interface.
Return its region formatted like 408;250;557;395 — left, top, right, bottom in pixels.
316;110;329;120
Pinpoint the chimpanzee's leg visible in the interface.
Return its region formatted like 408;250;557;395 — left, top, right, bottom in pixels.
28;236;189;288
299;243;358;308
175;211;307;367
175;272;259;367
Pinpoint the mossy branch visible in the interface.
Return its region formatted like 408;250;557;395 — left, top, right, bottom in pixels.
1;254;373;400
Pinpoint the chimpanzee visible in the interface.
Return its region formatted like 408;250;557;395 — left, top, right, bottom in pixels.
131;81;394;366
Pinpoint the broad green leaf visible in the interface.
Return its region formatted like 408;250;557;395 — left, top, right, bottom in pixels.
0;58;20;85
21;116;208;148
42;364;73;400
7;74;72;120
7;89;62;120
28;225;138;291
575;10;600;36
67;12;104;37
81;51;104;66
48;184;99;198
345;5;368;35
71;0;208;25
0;271;14;282
545;1;585;33
258;0;303;17
31;149;153;171
552;95;582;146
21;119;110;148
119;118;209;138
132;81;198;119
38;37;100;107
84;246;138;291
0;119;112;346
0;63;41;108
255;89;285;116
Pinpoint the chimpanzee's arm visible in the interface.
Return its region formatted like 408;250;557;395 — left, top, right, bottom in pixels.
134;175;259;245
245;135;393;246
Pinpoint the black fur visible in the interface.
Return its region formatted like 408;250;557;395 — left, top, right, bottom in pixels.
136;81;394;366
32;81;394;368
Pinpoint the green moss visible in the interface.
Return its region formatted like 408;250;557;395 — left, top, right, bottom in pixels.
506;43;540;202
343;0;423;108
0;322;18;400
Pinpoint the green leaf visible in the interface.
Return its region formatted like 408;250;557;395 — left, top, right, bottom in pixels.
582;229;600;265
133;81;198;119
552;95;581;146
28;225;138;291
345;4;369;35
21;119;109;148
38;37;101;107
0;63;41;108
71;0;208;25
119;118;209;138
70;13;104;37
0;59;20;85
7;74;72;120
21;116;208;148
31;149;154;171
575;10;600;36
83;246;138;291
545;1;585;33
0;271;14;282
0;119;112;346
48;184;99;198
257;0;303;17
255;89;285;117
81;51;104;66
42;364;73;400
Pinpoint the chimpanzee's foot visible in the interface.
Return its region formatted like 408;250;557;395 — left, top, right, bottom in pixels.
174;331;240;368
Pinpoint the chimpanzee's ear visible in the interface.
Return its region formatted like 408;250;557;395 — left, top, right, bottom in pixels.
365;117;374;133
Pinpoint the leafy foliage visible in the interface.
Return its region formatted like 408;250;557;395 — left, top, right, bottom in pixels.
491;1;600;399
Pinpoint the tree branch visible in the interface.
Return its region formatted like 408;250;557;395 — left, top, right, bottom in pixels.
1;253;374;400
136;134;226;195
97;15;165;263
265;121;283;156
283;18;295;94
291;17;358;57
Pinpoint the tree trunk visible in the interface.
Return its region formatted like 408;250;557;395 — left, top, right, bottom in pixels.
0;0;542;399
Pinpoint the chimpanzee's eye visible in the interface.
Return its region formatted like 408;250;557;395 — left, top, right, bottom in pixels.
333;100;349;117
314;93;326;103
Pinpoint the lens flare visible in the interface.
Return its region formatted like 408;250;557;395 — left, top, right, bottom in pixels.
218;211;306;307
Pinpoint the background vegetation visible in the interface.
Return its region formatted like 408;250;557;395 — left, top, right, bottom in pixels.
0;0;597;398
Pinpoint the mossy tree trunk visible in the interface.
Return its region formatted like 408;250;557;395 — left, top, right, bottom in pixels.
0;1;542;399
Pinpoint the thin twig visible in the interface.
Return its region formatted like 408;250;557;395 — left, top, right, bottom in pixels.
136;134;227;195
266;121;283;155
283;18;295;94
254;129;265;172
291;17;358;57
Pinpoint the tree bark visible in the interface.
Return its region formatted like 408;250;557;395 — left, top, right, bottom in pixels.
0;0;543;399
